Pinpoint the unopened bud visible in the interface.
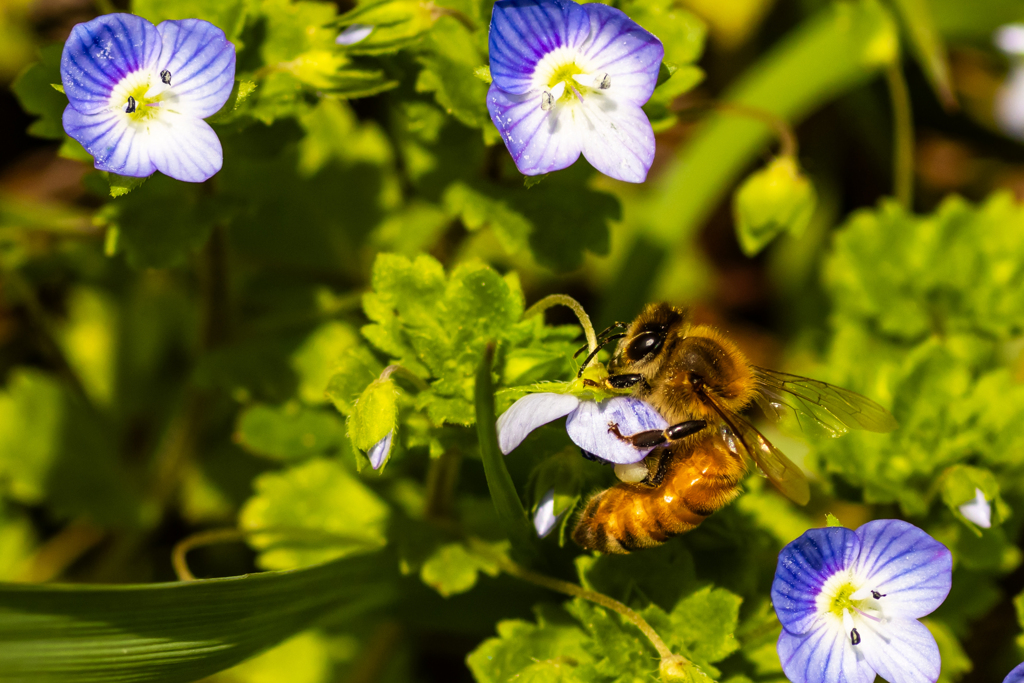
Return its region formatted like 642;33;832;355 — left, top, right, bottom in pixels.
733;156;816;256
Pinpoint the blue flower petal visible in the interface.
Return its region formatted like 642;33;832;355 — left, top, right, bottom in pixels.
850;519;952;621
533;488;562;538
564;396;667;464
155;19;236;119
146;113;224;182
368;431;393;470
856;617;940;683
337;24;374;46
577;96;656;183
778;619;875;683
577;3;663;106
772;527;861;635
488;0;590;95
63;105;156;177
496;392;580;455
486;84;583;176
1004;662;1024;683
61;13;162;116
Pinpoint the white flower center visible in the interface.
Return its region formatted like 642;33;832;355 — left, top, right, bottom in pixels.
816;570;889;645
531;47;610;112
107;69;175;124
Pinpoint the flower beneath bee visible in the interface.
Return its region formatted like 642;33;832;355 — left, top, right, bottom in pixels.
772;520;952;683
486;0;663;182
497;392;667;465
60;13;235;182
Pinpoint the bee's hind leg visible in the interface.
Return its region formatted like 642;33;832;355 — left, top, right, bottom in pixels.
608;420;708;448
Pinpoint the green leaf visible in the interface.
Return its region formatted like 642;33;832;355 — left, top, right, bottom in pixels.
889;0;955;108
733;156;817;256
240;457;390;569
826;513;843;527
473;65;492;83
416;16;490;132
443;181;531;254
106;173;150;199
298;99;393;176
334;0;437;55
290;322;363;405
419;541;502;597
325;348;385;416
235;402;348;461
348;379;398;452
475;345;542;566
939;464;1006;533
206;631;333;683
0;550;396;683
10;44;66;140
664;586;742;668
132;0;249;40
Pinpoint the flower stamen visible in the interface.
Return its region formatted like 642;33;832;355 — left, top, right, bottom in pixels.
850;627;861;645
125;96;137;114
160;69;172;85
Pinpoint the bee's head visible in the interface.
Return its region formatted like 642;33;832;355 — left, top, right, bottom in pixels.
609;303;687;377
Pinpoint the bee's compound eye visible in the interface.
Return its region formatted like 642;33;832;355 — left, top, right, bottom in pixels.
626;331;663;361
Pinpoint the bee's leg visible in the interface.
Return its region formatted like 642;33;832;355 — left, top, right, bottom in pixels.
608;419;708;448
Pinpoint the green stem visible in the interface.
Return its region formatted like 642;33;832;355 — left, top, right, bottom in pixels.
379;364;430;392
524;294;598;354
467;538;678;662
885;63;915;209
680;100;799;158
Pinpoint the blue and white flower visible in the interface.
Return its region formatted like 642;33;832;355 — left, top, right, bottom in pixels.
1005;662;1024;683
486;0;663;182
958;487;992;529
61;13;235;182
497;392;667;464
772;520;952;683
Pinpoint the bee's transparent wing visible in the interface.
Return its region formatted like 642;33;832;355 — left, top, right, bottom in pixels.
752;367;898;437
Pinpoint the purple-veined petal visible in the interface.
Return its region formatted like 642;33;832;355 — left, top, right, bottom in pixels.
771;527;860;636
488;0;590;95
777;617;875;683
533;487;563;538
855;617;940;683
959;488;992;529
62;105;156;177
577;3;663;106
496;392;580;455
486;84;583;176
337;24;374;46
367;431;393;470
564;396;667;464
575;95;655;183
155;19;236;119
144;111;224;182
61;13;162;116
850;519;952;621
1004;662;1024;683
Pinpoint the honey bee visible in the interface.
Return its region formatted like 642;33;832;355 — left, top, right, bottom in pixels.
571;303;897;554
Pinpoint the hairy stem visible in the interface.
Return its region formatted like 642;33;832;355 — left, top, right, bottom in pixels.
885;63;915;209
467;538;678;662
524;294;598;354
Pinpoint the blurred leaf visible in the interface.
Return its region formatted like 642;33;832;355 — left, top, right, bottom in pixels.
235;402;348;461
733;155;817;256
105;173;150;199
623;0;706;66
419;541;502;597
132;0;249;40
298;99;393;176
205;631;333;683
0;550;396;682
240;457;390;570
325;347;385;416
925;619;972;683
0;504;34;581
939;464;1005;532
348;378;398;452
56;287;119;409
290;322;363;405
416;16;491;133
662;586;742;671
443;181;531;254
889;0;955;109
334;0;437;55
10;44;66;140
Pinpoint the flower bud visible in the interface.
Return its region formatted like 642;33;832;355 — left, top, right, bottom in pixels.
733;156;817;256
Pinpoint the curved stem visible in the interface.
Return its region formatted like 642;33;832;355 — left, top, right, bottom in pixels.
172;528;245;581
467;538;678;662
677;100;798;158
524;294;598;354
885;63;915;209
380;364;430;392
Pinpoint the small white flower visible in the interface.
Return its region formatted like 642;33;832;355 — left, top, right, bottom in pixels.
336;24;374;46
958;487;992;529
533;488;564;538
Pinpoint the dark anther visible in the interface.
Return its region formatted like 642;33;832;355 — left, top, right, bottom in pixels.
125;96;137;114
160;69;172;85
850;628;861;646
871;591;886;600
606;373;643;389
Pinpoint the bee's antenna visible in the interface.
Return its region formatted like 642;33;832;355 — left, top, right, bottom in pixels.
574;321;628;359
576;333;626;377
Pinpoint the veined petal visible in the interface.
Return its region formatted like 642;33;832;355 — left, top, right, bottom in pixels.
155;19;236;119
367;431;393;470
851;519;952;620
1004;662;1024;683
62;105;155;178
496;393;580;455
533;488;562;538
488;0;590;95
575;95;655;183
486;84;583;176
855;617;940;683
772;527;860;635
144;112;224;182
578;3;663;105
959;488;992;529
777;618;875;683
564;396;667;464
61;13;161;116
